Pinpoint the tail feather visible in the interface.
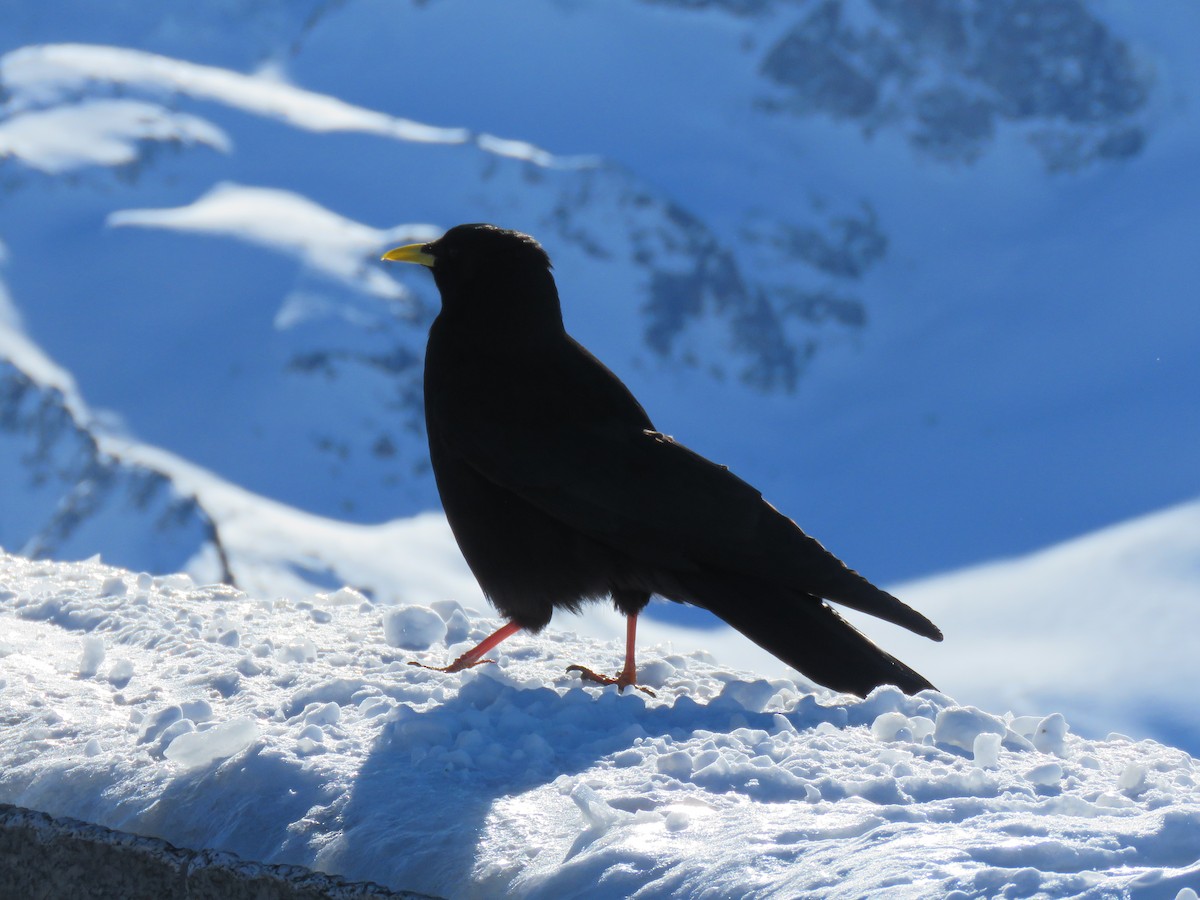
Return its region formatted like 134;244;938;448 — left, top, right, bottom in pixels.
820;568;944;642
684;573;936;697
756;511;943;641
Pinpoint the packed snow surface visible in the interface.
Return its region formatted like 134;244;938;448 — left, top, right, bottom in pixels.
2;552;1199;898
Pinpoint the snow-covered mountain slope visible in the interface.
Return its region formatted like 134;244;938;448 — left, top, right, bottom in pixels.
857;495;1200;756
1;0;1196;590
0;39;862;523
3;550;1200;899
0;327;218;576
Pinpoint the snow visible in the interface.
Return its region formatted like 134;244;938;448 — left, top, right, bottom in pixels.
108;182;437;303
0;315;81;406
865;497;1200;755
382;606;446;651
0;44;472;146
163;718;259;770
3;551;1200;898
0;98;229;174
77;634;105;678
474;132;597;169
1;5;1199;892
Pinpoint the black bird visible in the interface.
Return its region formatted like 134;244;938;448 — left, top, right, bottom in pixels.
382;224;941;697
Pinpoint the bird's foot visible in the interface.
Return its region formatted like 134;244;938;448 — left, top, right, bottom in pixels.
408;654;496;673
567;665;656;698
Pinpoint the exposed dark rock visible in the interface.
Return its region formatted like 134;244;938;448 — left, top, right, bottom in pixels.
758;0;1153;170
0;360;221;577
0;803;439;900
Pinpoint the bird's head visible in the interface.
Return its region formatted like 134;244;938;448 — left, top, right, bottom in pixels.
382;224;554;309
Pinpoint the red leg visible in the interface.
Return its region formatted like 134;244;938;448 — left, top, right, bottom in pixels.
568;614;656;697
409;619;523;673
616;613;640;688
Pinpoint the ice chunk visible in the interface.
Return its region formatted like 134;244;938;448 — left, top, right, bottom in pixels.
277;639;317;663
1096;792;1136;809
664;810;690;832
358;696;392;719
181;699;213;722
1033;713;1069;756
637;659;676;690
429;599;464;621
156;573;194;591
1025;762;1063;786
908;716;936;742
139;706;182;744
382;606;447;651
164;717;258;769
158;718;196;753
210;672;240;698
656;751;694;779
303;702;341;726
569;783;622;831
444;609;472;645
715;679;779;713
106;658;135;686
296;737;324;756
872;712;912;742
100;576;127;597
318;587;368;606
78;636;105;678
934;706;1006;753
1008;716;1043;738
973;732;1002;769
1118;764;1147;792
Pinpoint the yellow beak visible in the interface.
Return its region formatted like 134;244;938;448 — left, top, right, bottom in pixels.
381;243;436;266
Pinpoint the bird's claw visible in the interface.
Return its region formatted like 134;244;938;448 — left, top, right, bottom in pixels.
408;656;496;673
567;664;656;697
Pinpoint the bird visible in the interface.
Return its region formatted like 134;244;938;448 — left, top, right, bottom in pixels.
382;223;941;697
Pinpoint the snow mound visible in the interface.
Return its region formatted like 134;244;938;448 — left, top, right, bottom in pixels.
2;550;1200;898
381;606;446;651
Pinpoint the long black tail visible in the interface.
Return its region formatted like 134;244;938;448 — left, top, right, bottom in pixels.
682;572;936;697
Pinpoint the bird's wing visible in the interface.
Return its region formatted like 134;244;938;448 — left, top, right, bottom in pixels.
431;371;941;641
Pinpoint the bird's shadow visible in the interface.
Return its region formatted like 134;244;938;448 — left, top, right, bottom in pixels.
314;669;914;896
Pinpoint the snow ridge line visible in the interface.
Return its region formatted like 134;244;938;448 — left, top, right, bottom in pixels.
0;43;599;169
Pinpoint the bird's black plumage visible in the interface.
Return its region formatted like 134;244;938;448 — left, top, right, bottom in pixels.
384;223;942;696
